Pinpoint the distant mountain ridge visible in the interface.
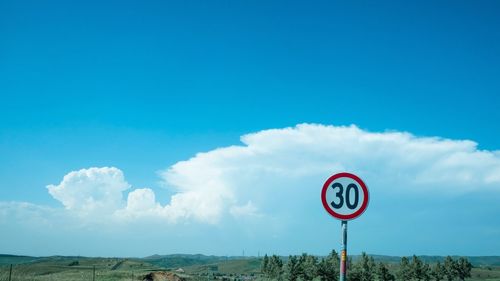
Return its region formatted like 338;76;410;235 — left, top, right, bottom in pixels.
142;253;240;269
2;253;500;267
0;254;40;266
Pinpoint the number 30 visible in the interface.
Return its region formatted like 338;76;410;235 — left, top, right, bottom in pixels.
330;182;359;210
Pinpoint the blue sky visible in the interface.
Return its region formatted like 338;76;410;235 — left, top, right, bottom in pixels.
0;1;499;257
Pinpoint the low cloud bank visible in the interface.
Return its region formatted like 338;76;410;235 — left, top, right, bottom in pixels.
39;124;500;225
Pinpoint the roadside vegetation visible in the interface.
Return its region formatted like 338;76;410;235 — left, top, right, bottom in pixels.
260;252;477;281
0;253;497;281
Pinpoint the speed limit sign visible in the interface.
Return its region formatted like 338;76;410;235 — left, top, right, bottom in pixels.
321;172;369;220
322;172;369;281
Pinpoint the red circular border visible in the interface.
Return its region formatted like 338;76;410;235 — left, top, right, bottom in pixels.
321;172;369;220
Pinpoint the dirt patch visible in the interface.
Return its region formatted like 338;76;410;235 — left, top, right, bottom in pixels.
111;259;126;270
143;271;185;281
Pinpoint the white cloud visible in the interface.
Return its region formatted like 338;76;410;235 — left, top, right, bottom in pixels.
0;202;55;225
47;167;130;216
159;124;500;223
114;188;166;221
230;201;261;219
125;188;159;212
40;124;500;226
3;124;500;257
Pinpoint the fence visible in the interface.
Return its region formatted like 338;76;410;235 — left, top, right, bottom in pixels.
0;264;103;281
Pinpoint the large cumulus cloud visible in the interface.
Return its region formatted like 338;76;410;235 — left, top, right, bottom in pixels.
153;124;499;224
39;124;500;225
2;124;500;256
46;167;131;216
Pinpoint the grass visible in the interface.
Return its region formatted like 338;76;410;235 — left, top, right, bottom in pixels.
184;259;261;275
469;266;500;281
1;254;500;281
0;257;163;281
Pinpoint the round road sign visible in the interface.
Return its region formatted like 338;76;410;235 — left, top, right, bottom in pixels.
321;172;369;220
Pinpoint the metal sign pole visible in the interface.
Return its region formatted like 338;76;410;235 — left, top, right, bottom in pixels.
340;220;347;281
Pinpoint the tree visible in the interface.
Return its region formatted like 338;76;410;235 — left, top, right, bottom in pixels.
300;254;318;281
347;262;362;281
456;258;472;281
347;253;375;281
397;257;412;281
432;262;446;281
285;255;301;281
421;263;431;281
444;256;458;281
411;255;424;281
317;250;339;281
359;253;376;281
268;255;284;280
262;254;270;275
377;262;395;281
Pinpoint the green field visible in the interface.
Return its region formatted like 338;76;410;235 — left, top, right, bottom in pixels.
0;257;162;281
0;254;499;281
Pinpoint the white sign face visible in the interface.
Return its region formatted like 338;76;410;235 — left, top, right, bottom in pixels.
321;172;369;220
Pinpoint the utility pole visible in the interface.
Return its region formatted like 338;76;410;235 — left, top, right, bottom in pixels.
8;264;12;281
340;221;347;281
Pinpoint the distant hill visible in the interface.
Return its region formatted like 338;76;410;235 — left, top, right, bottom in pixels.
0;254;39;266
1;253;500;269
183;258;262;275
142;254;228;269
